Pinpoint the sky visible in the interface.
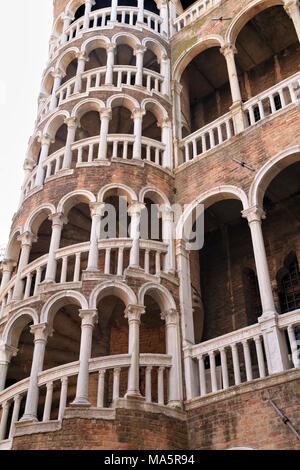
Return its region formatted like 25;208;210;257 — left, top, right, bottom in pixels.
0;0;53;248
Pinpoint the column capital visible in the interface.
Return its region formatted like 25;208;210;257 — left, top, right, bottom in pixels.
64;116;78;129
134;45;147;55
171;80;183;95
1;259;17;272
79;309;98;327
90;202;106;218
0;344;18;363
161;309;178;325
128;201;146;217
17;231;37;247
48;212;68;227
131;108;146;120
124;304;145;322
23;158;36;172
220;43;237;58
30;323;53;343
86;0;96;5
157;117;172;128
76;51;88;62
51;69;65;80
283;0;300;16
159;204;174;219
242;206;266;224
38;134;52;146
62;12;74;22
161;53;169;62
100;107;112;120
106;44;116;54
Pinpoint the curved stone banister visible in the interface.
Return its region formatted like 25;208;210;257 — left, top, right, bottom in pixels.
172;0;221;34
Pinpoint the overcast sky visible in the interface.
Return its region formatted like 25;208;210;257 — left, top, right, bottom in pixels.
0;0;53;248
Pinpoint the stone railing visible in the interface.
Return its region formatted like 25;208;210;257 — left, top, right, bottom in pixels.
178;111;235;164
173;0;221;34
0;353;172;442
278;309;300;368
243;71;300;127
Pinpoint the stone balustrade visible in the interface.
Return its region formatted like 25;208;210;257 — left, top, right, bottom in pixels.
173;0;221;34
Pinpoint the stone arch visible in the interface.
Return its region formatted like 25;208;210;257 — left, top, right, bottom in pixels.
81;36;110;56
142;37;167;63
40;290;88;326
71;98;105;120
141;98;169;122
98;183;138;204
43;110;70;139
173;35;225;82
65;0;85;17
40;68;55;96
2;308;39;348
249;145;300;207
5;227;23;262
24;204;56;235
176;185;249;240
111;32;141;49
139;186;170;206
56;46;80;75
89;280;137;309
107;93;140;113
57;189;96;216
225;0;285;47
138;282;176;312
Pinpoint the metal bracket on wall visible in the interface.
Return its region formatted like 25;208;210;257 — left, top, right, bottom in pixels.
269;399;300;440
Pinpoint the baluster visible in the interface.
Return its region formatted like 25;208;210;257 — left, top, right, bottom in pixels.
242;340;253;382
144;249;150;274
43;381;54;422
155;251;161;275
209;129;215;148
147;15;151;28
24;274;32;299
217;125;223;144
73;253;81;282
112;140;118;158
46;163;51;179
123;141;128;159
226;120;232;139
7;289;12;304
117;71;122;88
129;11;133;25
258;100;265;120
0;401;10;440
117;247;124;276
105;248;111;275
185;142;190;162
60;256;68;283
58;377;68;421
157;367;165;405
220;347;229;390
97;370;106;408
278;89;286;107
9;395;22;439
248;106;256;125
146;74;151;91
155;147;160;165
288;83;297;102
95;72;101;88
208;351;217;392
202;134;207;153
146;145;151;161
287;325;300;368
192;139;197;158
88;144;94;162
127;71;131;85
145;367;152;402
55;155;61;174
86;74;92;91
121;11;126;23
154;78;159;92
270;94;276;114
77;146;83;164
113;368;121;402
254;336;266;378
231;343;241;385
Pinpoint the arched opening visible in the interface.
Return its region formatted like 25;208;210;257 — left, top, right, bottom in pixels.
242;267;262;325
48;122;68;155
180;46;231;134
144;0;159;15
235;5;300;122
115;43;136;66
71;4;85;23
85;46;107;72
107;105;134;159
60;57;78;86
91;0;111;11
74;110;101;163
143;47;160;74
277;252;300;313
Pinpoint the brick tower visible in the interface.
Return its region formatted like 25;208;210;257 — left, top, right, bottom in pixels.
0;0;300;450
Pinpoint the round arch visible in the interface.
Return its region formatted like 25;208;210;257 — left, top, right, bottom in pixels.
1;308;39;348
138;282;176;313
173;35;224;82
98;183;138;204
71;98;105;120
24;204;56;235
176;185;249;240
107;94;140;113
56;47;80;75
40;290;88;326
111;32;141;49
43;110;70;139
141;98;169;122
64;0;85;17
5;227;23;262
249;145;300;207
142;37;167;62
57;189;96;216
89;280;137;309
81;36;110;56
139;186;170;206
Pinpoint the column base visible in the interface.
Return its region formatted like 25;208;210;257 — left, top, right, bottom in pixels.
167;400;183;410
124;391;145;401
70;398;91;408
19;414;38;423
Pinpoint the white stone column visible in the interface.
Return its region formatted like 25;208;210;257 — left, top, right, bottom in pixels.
72;309;98;406
134;45;146;87
161;54;171;96
137;0;144;24
50;70;64;111
98;108;112;160
284;0;300;43
83;0;95;29
160;118;173;169
0;345;18;392
20;323;53;422
9;394;22;438
242;206;290;373
87;203;105;272
161;309;182;407
74;52;88;93
61;13;73;45
44;213;68;283
35;135;52;187
172;80;183;141
161;206;175;273
0;260;16;291
62;117;77;170
160;0;169;37
12;232;37;301
110;0;118;23
18;158;35;207
105;44;116;85
220;44;245;134
125;304;145;398
132;109;145;159
128;202;146;269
